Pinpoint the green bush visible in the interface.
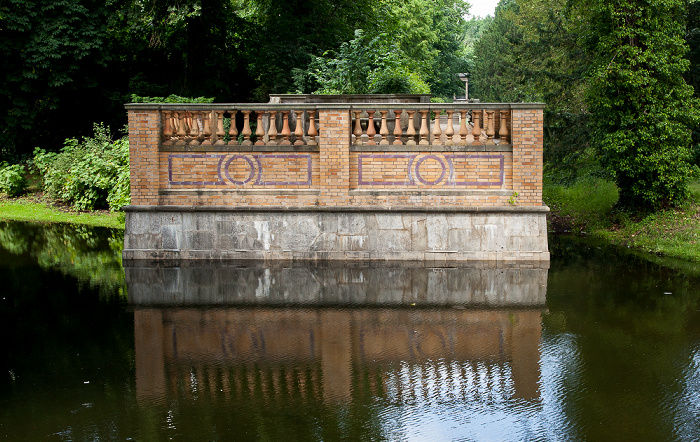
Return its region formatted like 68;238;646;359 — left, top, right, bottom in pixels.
129;94;215;103
369;68;430;94
0;162;27;197
34;124;130;211
543;177;619;232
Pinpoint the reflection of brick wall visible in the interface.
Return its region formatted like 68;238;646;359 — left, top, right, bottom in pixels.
127;106;544;208
134;308;542;403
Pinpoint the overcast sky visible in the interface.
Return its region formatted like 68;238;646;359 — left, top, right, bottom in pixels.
468;0;500;18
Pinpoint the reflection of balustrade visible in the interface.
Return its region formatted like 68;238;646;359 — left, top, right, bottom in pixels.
160;107;321;146
350;105;510;146
134;306;542;405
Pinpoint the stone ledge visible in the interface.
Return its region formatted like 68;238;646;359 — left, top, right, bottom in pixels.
124;204;550;213
158;189;320;196
123;249;550;262
122;258;550;270
160;144;320;153
349;189;515;197
350;144;513;152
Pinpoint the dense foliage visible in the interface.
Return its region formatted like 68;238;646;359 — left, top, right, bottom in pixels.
0;0;470;159
586;0;700;209
470;0;700;210
33;125;130;211
0;163;27;197
3;0;700;213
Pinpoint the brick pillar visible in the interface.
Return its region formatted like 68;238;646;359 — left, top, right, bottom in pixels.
511;106;544;206
318;109;351;205
127;107;161;205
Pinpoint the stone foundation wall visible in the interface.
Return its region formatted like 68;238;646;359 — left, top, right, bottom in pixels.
123;207;549;261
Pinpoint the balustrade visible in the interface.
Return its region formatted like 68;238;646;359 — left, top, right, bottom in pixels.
159;105;511;147
349;105;511;146
159;107;321;146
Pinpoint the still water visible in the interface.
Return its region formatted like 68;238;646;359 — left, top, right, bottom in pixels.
1;220;699;441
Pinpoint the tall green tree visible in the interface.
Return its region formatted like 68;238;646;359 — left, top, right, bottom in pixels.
471;0;595;183
0;0;117;158
586;0;700;208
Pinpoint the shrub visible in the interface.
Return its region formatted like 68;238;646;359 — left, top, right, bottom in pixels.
129;94;215;103
34;124;130;211
0;162;27;197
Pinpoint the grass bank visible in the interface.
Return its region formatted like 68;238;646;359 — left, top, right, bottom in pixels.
545;179;700;262
0;193;125;230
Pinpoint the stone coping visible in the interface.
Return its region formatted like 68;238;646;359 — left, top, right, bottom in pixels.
125;102;546;111
123;204;550;213
159;144;512;153
160;144;321;153
349;144;513;152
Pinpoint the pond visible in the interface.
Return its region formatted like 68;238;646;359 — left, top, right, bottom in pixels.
1;220;699;441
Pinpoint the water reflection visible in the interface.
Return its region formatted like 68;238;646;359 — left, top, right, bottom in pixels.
0;220;125;296
133;307;543;405
125;261;548;439
124;262;548;307
6;219;700;440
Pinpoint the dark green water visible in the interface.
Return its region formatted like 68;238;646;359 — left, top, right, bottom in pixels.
1;220;699;441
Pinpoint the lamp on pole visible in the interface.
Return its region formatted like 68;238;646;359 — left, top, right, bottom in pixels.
458;73;469;101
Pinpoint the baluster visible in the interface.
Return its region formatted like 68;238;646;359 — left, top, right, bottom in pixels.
162;111;173;145
227;110;238;145
472;110;482;144
255;111;265;145
458;110;469;144
184;112;193;142
175;112;187;145
379;110;389;145
307;110;318;145
214;111;226;145
267;111;278;145
366;110;376;145
170;113;179;142
392;110;404;145
201;111;213;145
485;110;495;144
353;110;363;144
280;111;291;145
241;110;252;145
418;110;430;145
499;110;509;143
406;110;417;145
294;110;305;145
432;109;442;145
189;111;202;145
445;110;455;145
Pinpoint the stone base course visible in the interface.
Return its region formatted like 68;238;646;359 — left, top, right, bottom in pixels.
123;206;549;262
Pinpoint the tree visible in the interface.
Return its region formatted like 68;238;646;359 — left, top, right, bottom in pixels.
0;0;116;158
586;0;700;208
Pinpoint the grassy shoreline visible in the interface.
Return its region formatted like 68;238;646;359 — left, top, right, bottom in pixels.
0;194;124;229
546;180;700;262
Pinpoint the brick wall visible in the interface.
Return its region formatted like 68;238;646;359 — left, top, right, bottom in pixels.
126;104;544;209
128;109;160;205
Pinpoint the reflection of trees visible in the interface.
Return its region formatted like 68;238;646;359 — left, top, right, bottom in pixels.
0;221;125;296
545;236;700;441
0;221;133;440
